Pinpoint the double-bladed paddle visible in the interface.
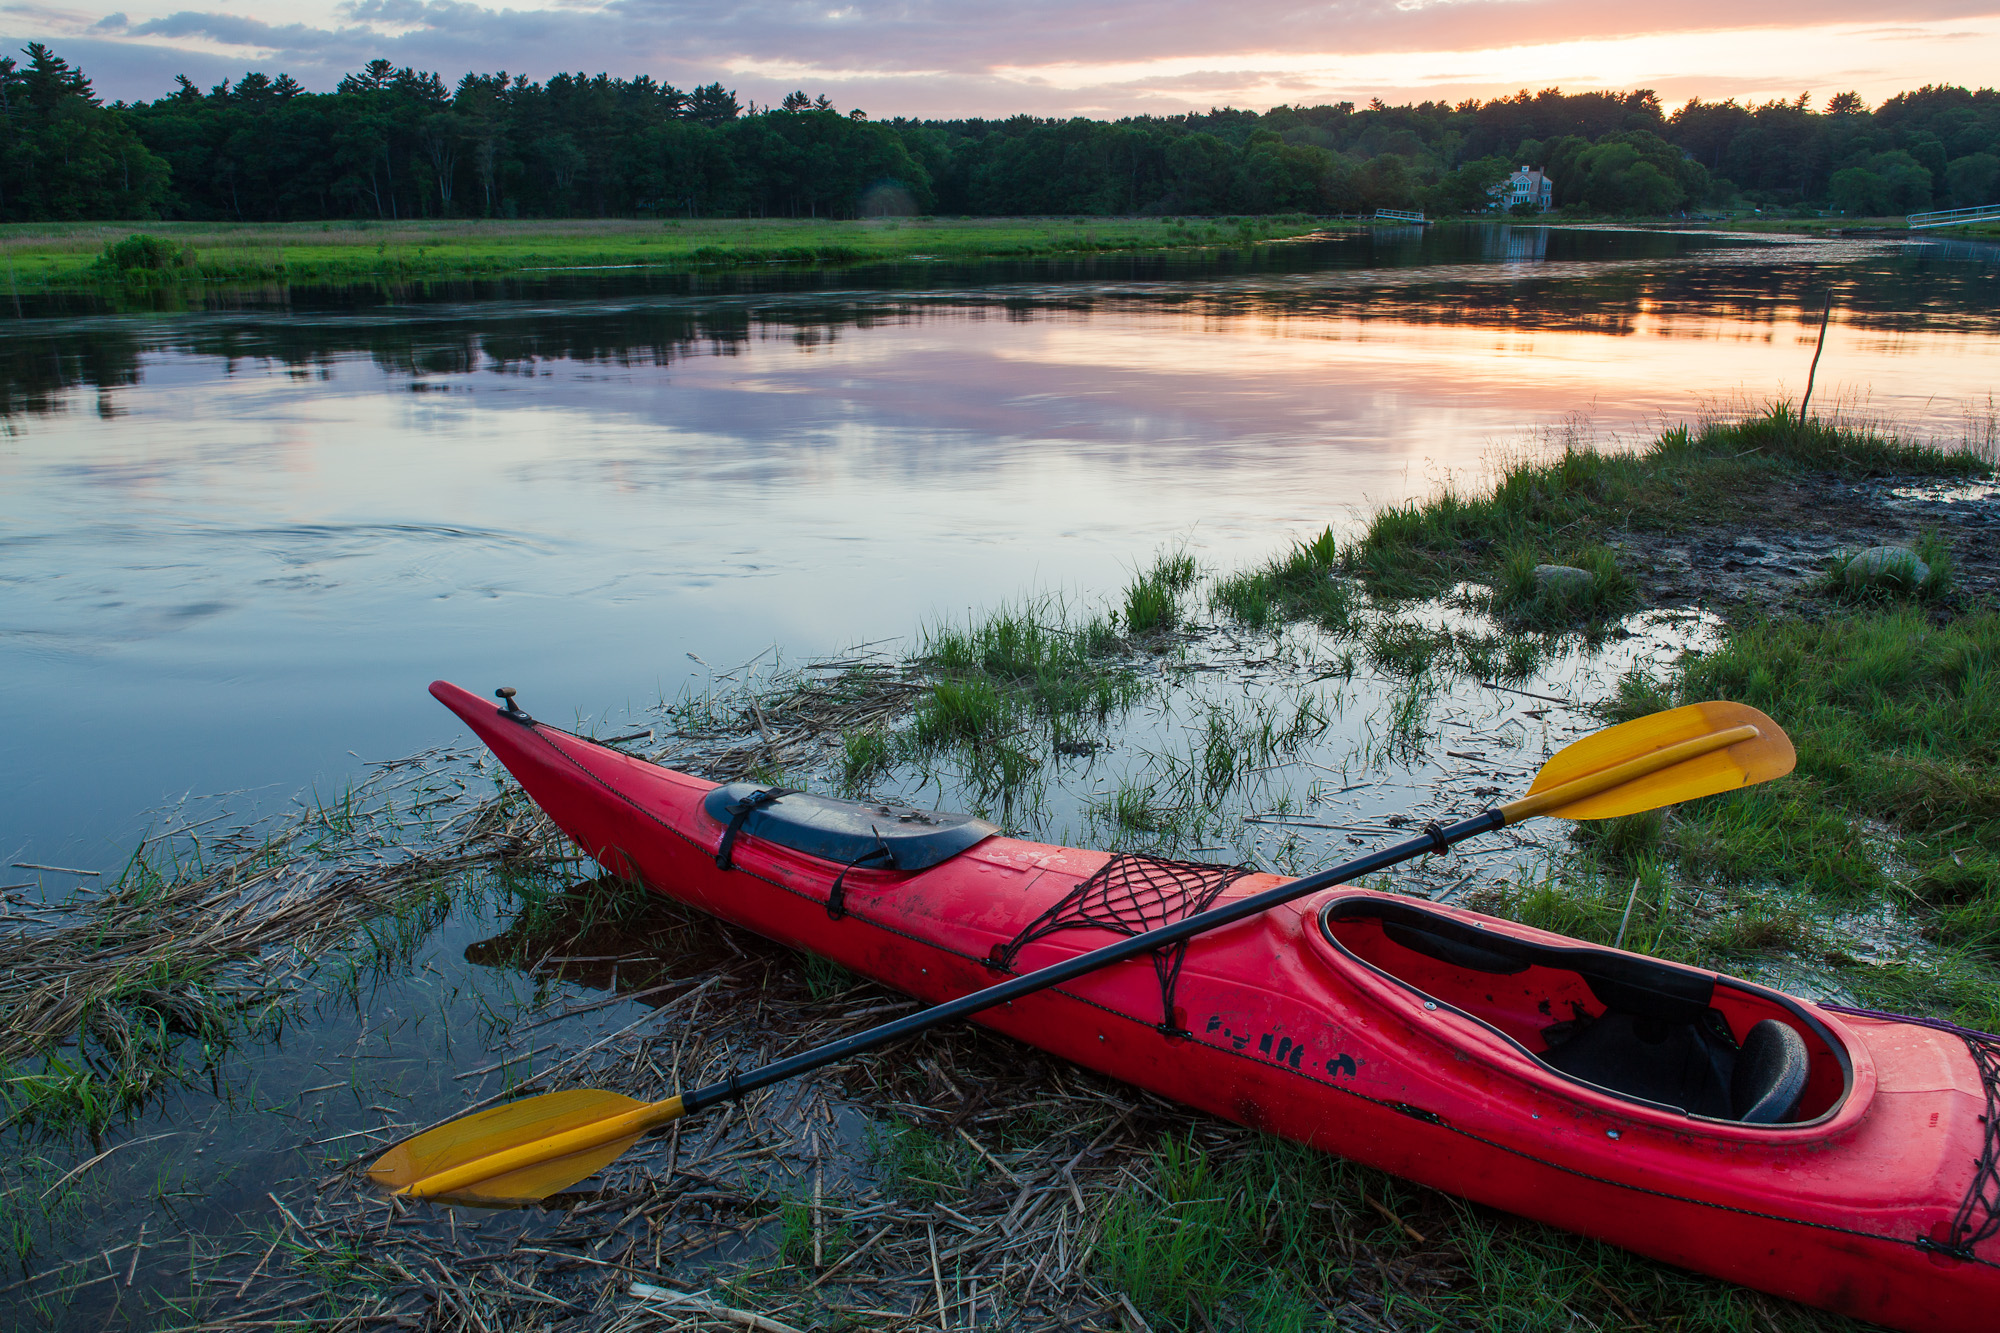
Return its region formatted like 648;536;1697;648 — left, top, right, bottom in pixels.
368;700;1792;1204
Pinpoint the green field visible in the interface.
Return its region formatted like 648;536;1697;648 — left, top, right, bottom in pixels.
0;215;1333;288
1650;212;2000;237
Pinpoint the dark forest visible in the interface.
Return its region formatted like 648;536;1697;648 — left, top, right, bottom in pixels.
4;43;1997;223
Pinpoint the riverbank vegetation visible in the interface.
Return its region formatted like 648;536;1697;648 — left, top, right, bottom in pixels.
1219;404;1983;610
0;215;1322;288
5;41;1997;227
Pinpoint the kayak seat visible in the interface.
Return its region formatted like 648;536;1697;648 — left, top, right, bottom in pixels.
1325;899;1823;1124
701;783;999;872
1732;1019;1810;1124
1539;1009;1734;1118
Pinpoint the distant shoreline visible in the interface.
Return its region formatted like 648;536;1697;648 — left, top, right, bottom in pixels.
7;213;1991;297
0;216;1341;291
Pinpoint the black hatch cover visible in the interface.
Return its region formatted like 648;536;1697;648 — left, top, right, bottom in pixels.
701;784;998;871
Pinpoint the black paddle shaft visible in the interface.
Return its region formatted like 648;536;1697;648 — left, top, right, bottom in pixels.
679;808;1505;1114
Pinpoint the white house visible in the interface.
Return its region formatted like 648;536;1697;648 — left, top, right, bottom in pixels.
1493;166;1554;212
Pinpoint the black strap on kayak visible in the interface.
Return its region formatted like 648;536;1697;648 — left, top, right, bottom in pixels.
826;830;896;921
714;787;797;871
1942;1030;2000;1258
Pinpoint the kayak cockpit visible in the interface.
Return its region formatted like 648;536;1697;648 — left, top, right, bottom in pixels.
1320;898;1852;1126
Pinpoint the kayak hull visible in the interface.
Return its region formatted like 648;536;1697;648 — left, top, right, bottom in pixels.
434;680;2000;1332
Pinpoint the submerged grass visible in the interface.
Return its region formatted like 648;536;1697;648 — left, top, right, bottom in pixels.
1123;547;1201;637
0;757;541;1138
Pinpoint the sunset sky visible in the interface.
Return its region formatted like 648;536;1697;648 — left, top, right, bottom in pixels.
7;0;1999;116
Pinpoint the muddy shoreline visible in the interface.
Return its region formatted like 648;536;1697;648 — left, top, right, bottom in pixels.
1610;472;1999;614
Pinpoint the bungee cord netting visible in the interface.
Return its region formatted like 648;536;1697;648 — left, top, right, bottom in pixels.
992;852;1255;1034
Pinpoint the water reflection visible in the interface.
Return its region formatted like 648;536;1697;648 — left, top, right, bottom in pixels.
1484;225;1550;263
2;225;1997;871
5;226;1998;418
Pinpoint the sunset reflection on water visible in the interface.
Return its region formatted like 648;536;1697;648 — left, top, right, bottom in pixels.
2;226;1995;865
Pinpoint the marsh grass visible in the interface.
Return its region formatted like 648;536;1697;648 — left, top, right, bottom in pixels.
911;676;1017;748
1094;1133;1331;1325
1214;407;1988;625
800;952;860;1001
867;1117;981;1204
0;754;543;1137
901;598;1147;825
1211;525;1359;631
921;598;1130;724
1123;547;1201;637
838;729;893;793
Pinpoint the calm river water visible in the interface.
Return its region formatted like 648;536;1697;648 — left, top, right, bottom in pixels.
4;224;1998;871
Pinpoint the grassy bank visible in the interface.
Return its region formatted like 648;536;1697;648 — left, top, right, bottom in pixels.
1220;404;1981;618
0;215;1331;289
1217;403;2000;1031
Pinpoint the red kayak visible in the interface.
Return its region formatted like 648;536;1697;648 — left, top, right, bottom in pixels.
433;679;1999;1331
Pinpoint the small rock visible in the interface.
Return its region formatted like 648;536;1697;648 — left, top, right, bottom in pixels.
1533;564;1595;592
1842;545;1929;590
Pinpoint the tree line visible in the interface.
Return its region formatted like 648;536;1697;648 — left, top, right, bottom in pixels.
3;42;1997;223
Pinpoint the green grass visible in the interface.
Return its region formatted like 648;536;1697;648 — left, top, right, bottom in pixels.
911;677;1016;749
1093;1133;1840;1332
0;215;1331;289
1214;408;1987;632
1489;543;1639;631
1577;605;2000;1028
839;729;894;793
1123;547;1201;637
1211;525;1358;631
1819;529;1956;604
800;951;860;1001
867;1118;980;1204
913;597;1140;764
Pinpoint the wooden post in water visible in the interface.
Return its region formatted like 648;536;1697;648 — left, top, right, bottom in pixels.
1798;290;1834;421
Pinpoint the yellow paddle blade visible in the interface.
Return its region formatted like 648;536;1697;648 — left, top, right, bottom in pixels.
1500;701;1794;824
367;1088;649;1192
423;1130;646;1205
